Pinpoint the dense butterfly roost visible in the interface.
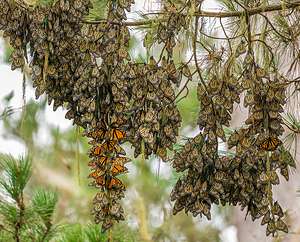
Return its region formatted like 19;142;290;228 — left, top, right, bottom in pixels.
0;0;184;232
171;49;295;236
0;0;298;237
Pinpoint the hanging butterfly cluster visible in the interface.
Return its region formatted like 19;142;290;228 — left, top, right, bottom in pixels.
228;53;291;235
155;2;188;57
171;48;296;236
171;54;244;221
0;0;27;70
1;0;299;237
124;60;182;159
86;126;129;232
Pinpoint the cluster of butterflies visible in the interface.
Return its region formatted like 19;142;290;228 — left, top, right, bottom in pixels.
86;127;129;190
84;125;130;231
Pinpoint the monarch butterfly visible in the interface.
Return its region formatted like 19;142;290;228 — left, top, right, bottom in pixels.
98;141;117;154
90;146;105;156
261;211;271;225
259;137;282;151
88;170;105;179
88;156;110;168
113;144;126;156
266;221;276;236
109;128;126;140
272;201;283;217
112;156;130;165
111;164;128;176
108;177;125;190
89;164;127;177
89;142;114;157
276;219;288;233
94;175;125;190
101;218;114;233
97;156;110;167
94;175;106;187
86;128;107;140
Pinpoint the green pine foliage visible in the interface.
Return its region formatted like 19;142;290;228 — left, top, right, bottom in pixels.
0;155;59;242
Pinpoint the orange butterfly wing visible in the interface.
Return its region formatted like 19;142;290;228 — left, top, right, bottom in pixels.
98;156;109;167
113;157;130;165
110;129;126;141
107;177;125;190
102;140;117;152
87;128;107;140
95;175;106;186
89;170;105;179
259;137;281;151
111;164;128;176
92;146;103;156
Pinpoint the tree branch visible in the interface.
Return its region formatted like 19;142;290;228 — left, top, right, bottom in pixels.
195;1;300;18
84;1;300;26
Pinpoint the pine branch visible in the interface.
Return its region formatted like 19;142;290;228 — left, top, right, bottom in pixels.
83;1;300;26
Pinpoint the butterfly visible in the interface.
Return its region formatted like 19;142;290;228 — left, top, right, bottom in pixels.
90;146;105;157
89;128;108;140
112;156;130;165
261;211;271;225
88;158;107;168
113;144;126;156
90;141;117;157
276;219;288;233
101;218;114;233
89;170;105;179
266;221;276;236
89;164;127;177
93;175;125;190
259;137;282;151
111;164;128;176
109;128;126;140
108;177;125;190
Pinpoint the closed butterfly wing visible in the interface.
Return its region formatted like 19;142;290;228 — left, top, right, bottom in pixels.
107;177;125;190
109;128;126;140
111;164;128;176
113;156;130;165
114;144;126;156
98;141;116;154
276;219;288;233
259;137;281;151
101;218;114;233
97;156;109;167
266;221;276;236
90;146;104;156
89;170;105;179
86;128;107;140
95;175;106;187
261;211;271;225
